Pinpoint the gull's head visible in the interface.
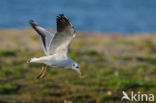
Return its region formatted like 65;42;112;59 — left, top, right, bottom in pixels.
71;62;82;77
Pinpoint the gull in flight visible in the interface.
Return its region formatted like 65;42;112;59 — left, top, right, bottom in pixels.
27;14;82;79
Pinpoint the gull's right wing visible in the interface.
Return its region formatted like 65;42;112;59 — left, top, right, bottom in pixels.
48;14;76;56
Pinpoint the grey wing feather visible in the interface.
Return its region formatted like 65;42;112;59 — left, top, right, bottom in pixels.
49;14;76;56
29;20;54;55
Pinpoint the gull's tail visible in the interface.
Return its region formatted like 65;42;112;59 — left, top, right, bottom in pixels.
27;57;49;64
27;58;39;63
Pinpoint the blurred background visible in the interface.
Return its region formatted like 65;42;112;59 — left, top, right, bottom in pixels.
0;0;156;33
0;0;156;103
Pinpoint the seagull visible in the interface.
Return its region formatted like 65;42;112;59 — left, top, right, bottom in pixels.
27;14;82;79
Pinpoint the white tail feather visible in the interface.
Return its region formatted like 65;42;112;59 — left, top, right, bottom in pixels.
27;57;40;63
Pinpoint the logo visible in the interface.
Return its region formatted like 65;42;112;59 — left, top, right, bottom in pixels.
121;91;154;102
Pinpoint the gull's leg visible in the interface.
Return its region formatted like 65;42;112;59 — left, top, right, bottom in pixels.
37;65;47;80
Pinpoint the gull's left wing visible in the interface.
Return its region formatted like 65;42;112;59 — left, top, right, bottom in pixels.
29;20;54;55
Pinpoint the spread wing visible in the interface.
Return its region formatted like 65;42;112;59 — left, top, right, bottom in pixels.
29;20;54;55
48;14;76;56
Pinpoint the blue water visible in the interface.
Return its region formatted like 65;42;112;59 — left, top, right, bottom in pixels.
0;0;156;33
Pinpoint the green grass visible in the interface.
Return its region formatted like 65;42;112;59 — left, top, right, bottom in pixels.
145;56;156;64
0;36;156;103
0;50;16;56
0;83;20;94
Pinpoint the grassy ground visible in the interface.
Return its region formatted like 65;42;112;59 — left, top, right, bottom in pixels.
0;29;156;103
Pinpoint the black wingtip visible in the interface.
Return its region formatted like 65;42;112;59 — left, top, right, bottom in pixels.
56;14;72;32
58;14;64;17
57;14;64;21
56;14;70;23
29;19;34;25
29;19;38;27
